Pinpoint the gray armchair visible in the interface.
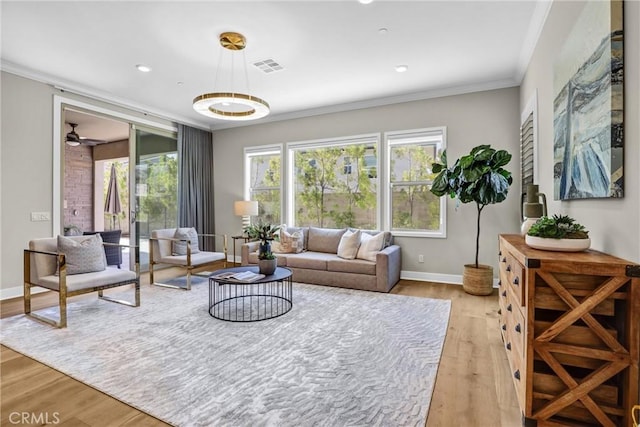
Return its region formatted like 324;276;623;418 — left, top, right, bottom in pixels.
149;228;227;290
24;235;139;328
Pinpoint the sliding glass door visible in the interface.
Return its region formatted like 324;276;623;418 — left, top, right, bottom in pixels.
129;125;178;271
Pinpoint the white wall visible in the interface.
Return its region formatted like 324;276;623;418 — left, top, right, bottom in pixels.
213;87;522;281
520;1;639;263
0;72;173;298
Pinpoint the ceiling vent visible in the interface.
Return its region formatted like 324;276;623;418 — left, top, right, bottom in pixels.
253;59;284;74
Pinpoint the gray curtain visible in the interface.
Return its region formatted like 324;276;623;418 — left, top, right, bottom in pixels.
177;124;216;251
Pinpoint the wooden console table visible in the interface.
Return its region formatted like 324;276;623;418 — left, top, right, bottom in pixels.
498;234;639;426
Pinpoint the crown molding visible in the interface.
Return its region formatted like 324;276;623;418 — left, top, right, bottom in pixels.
2;59;520;134
211;78;519;131
0;60;210;132
515;0;553;83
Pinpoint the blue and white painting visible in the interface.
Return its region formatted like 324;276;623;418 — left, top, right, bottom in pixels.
553;0;624;200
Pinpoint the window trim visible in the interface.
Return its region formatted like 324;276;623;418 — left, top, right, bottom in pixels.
243;128;448;238
244;144;283;223
286;133;381;230
384;126;447;238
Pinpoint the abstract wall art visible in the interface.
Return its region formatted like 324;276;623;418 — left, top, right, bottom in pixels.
553;0;624;200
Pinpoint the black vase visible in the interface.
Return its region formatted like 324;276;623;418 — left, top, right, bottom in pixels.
259;242;271;255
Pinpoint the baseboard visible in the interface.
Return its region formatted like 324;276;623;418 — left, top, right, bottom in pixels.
0;285;49;301
400;270;500;288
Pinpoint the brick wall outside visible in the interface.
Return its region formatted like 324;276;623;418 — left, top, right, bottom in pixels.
63;144;94;232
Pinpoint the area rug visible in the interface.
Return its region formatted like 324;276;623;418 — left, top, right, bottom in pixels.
0;279;451;427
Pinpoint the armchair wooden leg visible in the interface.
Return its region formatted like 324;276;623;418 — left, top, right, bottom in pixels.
149;260;155;285
23;282;31;315
59;288;67;328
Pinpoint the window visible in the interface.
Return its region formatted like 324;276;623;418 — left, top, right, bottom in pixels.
288;135;379;229
245;146;281;225
243;129;447;238
520;93;538;196
385;128;446;237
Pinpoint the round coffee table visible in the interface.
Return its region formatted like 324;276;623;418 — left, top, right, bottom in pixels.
208;266;293;322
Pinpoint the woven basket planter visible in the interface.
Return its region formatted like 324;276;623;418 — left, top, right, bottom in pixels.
462;264;493;296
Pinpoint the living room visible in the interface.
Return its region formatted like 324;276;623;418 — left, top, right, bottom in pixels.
1;1;639;426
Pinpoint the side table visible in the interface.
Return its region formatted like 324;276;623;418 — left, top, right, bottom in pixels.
231;235;249;265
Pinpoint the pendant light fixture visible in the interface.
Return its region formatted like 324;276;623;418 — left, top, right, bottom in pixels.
193;32;270;121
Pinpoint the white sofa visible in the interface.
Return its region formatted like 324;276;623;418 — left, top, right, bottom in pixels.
242;226;401;292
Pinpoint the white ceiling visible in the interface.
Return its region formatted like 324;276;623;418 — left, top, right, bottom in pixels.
1;1;550;137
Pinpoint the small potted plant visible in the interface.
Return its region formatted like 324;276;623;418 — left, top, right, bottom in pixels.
244;221;280;275
430;144;513;295
525;215;590;252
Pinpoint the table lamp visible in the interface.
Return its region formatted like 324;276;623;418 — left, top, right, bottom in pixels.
234;200;259;232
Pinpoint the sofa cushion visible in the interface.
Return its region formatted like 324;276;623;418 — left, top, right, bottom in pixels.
172;227;200;255
356;231;386;262
337;229;361;259
327;257;376;275
307;227;347;253
57;234;106;275
286;252;336;271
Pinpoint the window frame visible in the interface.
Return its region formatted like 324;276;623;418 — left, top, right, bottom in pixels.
286;133;381;229
243;128;448;239
244;144;283;224
383;127;447;238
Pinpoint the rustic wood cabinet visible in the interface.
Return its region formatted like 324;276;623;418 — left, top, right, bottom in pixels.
498;234;639;426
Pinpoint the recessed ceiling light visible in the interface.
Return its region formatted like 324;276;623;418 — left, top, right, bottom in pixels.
378;28;389;35
177;81;184;86
136;64;152;73
395;65;409;73
358;0;373;4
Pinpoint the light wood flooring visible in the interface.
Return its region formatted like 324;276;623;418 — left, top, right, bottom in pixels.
1;270;521;427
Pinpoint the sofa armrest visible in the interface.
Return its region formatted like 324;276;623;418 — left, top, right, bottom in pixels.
376;244;401;292
241;241;261;266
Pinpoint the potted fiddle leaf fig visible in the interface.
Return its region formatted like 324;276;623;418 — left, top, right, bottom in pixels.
430;144;513;295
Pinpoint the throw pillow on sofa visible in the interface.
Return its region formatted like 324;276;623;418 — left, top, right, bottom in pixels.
356;231;386;262
337;229;361;259
57;234;106;275
272;226;304;253
172;227;200;255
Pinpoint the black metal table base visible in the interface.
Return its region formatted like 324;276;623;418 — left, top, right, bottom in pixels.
209;268;293;322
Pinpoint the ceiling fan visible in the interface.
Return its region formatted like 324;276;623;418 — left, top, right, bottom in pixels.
65;123;108;146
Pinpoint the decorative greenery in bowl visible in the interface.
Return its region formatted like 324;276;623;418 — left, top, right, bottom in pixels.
525;215;590;252
526;215;589;239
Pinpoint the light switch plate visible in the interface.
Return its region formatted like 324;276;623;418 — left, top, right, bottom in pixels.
31;212;51;221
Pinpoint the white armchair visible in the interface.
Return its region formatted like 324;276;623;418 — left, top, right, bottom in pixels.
24;235;140;328
149;228;227;290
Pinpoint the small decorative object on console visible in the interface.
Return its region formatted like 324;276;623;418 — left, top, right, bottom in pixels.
525;215;590;252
